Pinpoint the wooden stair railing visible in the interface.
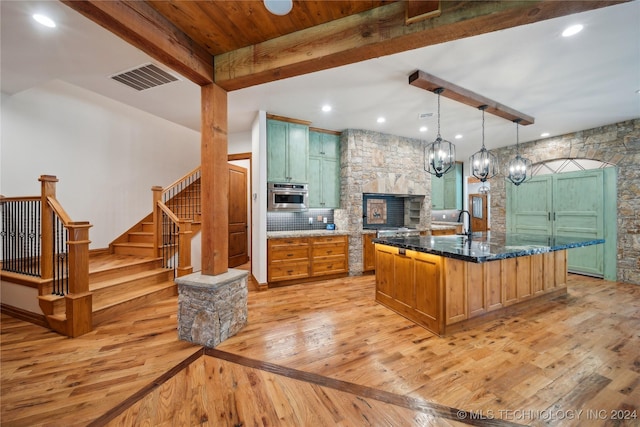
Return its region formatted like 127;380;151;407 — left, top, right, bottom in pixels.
1;175;93;337
151;166;201;277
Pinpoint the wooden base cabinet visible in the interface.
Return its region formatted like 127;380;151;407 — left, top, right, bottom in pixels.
362;233;376;272
375;244;568;336
268;235;349;286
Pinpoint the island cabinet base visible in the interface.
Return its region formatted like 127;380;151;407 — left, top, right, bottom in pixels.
374;244;568;336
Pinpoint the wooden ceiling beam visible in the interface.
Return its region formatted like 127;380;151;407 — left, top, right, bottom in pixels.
61;0;214;86
409;70;535;125
214;0;624;91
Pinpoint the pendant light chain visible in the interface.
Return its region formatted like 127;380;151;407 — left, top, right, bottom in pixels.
436;89;442;138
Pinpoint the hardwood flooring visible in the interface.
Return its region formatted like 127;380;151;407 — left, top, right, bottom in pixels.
1;274;639;426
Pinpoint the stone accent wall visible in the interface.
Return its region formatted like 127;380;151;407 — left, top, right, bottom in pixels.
334;129;430;275
176;270;248;347
489;119;640;285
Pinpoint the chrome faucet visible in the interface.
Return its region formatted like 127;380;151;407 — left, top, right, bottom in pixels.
457;210;472;236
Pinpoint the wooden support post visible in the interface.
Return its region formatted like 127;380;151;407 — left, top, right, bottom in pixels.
65;221;93;337
201;83;229;276
39;175;58;280
177;219;193;277
152;186;163;258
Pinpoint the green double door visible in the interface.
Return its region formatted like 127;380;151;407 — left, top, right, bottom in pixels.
507;169;610;277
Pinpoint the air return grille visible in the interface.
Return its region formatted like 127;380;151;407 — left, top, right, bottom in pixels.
110;63;179;91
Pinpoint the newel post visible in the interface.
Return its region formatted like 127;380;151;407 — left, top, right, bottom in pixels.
65;221;93;337
177;219;193;277
152;186;163;258
39;175;58;280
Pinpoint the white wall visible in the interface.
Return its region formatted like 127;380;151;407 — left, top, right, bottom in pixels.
1;80;201;248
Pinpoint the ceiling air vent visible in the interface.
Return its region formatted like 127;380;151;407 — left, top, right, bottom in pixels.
110;63;179;91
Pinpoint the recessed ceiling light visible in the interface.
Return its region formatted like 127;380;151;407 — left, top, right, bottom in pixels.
455;134;463;139
263;0;293;16
562;24;583;37
377;117;386;124
419;126;428;132
541;132;550;137
321;105;332;112
33;13;56;28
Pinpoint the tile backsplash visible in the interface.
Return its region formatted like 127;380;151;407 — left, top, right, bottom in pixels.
267;209;334;231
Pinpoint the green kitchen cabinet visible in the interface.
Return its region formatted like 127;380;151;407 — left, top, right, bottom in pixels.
267;119;309;183
308;130;341;208
431;162;462;210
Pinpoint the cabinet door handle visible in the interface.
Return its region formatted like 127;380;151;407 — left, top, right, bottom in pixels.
548;212;551;221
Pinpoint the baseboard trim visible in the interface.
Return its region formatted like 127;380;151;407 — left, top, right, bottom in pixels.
1;303;48;328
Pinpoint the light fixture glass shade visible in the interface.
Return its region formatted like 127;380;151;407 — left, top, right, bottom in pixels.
424;87;455;178
470;147;498;182
263;0;293;15
507;155;533;185
469;106;497;182
425;137;455;178
506;119;533;186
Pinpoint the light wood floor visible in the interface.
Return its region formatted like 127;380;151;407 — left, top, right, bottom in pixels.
1;273;639;426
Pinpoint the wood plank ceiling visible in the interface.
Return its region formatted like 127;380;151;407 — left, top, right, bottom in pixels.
64;0;625;91
146;1;393;55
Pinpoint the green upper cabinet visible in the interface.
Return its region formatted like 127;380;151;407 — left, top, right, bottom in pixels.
308;130;341;208
267;118;309;183
431;162;462;210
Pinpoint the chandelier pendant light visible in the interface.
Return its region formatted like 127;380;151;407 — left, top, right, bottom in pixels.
469;105;498;182
424;88;456;178
506;119;533;185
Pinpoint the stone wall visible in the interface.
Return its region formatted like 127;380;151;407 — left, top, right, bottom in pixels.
489;119;640;285
334;129;429;274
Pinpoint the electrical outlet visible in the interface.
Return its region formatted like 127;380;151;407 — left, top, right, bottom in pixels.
308;217;313;224
442;214;446;219
323;217;327;224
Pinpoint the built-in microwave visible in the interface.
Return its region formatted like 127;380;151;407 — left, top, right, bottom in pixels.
267;182;309;212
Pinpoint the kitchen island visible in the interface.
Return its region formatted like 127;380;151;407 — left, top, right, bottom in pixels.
372;232;604;336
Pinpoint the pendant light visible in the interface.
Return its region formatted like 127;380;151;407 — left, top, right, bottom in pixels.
469;105;498;182
424;88;455;178
506;119;533;185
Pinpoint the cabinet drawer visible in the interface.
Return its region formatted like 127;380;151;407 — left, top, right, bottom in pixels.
270;246;310;261
269;237;309;248
311;256;347;276
312;235;347;245
311;244;346;257
269;261;309;282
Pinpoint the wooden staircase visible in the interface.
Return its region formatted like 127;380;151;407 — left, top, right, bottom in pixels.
39;253;177;331
38;173;202;335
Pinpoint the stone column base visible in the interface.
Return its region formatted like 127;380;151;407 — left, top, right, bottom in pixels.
176;269;248;348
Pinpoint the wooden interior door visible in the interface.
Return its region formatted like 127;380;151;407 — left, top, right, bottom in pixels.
469;194;488;232
228;164;248;268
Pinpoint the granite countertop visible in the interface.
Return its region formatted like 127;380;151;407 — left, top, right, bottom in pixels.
373;231;605;263
430;224;461;230
267;230;351;238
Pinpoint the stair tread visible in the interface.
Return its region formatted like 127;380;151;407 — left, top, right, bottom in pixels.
111;242;154;248
39;294;64;302
92;280;175;312
90;268;171;290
